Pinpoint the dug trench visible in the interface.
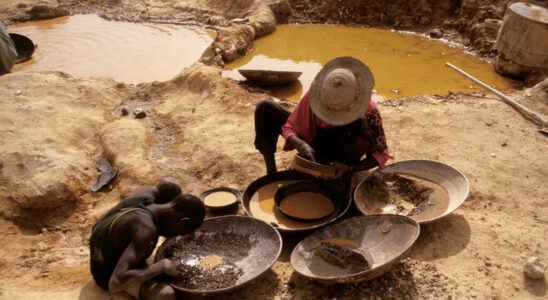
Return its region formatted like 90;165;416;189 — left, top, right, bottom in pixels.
0;0;547;299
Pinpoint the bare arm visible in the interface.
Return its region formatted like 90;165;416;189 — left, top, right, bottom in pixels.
352;154;379;172
108;221;173;296
286;135;316;161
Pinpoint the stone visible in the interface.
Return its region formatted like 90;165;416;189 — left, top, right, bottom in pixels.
133;108;146;119
27;5;68;20
524;257;546;280
267;0;293;23
0;72;120;212
429;29;444;39
120;107;129;116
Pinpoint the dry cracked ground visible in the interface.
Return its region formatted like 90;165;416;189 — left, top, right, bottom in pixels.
0;0;547;299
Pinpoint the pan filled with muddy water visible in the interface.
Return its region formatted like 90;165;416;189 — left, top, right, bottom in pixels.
226;24;513;101
10;14;213;83
242;170;352;234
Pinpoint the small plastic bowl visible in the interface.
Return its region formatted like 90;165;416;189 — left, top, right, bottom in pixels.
200;187;241;211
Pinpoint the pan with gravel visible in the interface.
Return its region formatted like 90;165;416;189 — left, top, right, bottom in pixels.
154;216;282;296
291;215;420;283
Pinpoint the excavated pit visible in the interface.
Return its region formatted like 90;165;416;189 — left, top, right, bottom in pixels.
225;24;514;101
10;14;213;83
1;1;547;300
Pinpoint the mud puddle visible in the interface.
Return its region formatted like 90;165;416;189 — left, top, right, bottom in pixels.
10;14;213;83
226;24;513;101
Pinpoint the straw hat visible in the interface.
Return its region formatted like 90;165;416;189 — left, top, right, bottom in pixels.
309;57;375;126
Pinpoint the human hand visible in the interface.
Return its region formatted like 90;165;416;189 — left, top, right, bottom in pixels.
160;258;181;277
296;142;316;162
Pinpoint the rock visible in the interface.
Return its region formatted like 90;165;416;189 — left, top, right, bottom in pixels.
248;4;277;38
120;107;129;116
0;72;120;212
133;108;146;119
429;29;444;39
215;24;255;62
27;5;69;20
524;257;546;280
267;0;293;23
470;19;502;54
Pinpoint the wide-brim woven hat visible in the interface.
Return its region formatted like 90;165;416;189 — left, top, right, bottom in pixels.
309;57;375;126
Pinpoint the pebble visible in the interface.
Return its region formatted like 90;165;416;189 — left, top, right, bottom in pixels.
524;257;546;280
15;90;22;96
120;107;129;116
429;29;443;39
490;153;496;158
133;108;146;119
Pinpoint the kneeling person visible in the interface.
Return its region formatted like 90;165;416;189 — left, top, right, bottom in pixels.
90;189;205;300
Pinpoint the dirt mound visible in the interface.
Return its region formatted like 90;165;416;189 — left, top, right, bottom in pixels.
0;72;122;216
287;0;457;27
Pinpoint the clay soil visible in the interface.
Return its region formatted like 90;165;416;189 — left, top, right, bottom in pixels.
1;1;547;300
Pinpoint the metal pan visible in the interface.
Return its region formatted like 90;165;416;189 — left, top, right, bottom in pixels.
291;215;420;283
154;216;282;296
242;170;352;234
238;69;302;86
354;160;470;224
9;33;35;64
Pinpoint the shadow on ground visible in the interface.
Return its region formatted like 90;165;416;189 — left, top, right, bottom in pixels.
410;214;471;261
189;269;281;300
78;280;109;300
524;276;547;297
285;261;419;299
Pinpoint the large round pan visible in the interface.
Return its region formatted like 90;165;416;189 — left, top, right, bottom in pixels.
291;215;420;283
354;160;470;224
154;216;282;296
239;69;302;86
9;33;35;64
242;170;352;234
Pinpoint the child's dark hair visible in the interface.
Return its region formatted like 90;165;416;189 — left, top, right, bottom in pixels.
156;177;182;203
172;193;205;228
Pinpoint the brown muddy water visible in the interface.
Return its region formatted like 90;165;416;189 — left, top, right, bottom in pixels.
227;24;513;101
10;14;212;83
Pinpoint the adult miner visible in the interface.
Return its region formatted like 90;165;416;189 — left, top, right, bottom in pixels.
254;56;391;175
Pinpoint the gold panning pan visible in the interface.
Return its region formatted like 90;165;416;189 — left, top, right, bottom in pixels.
291;215;420;283
238;69;302;86
354;160;470;224
290;154;350;179
242;170;352;234
154;216;282;296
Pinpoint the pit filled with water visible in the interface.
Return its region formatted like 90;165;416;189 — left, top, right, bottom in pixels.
11;14;213;83
227;24;513;100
